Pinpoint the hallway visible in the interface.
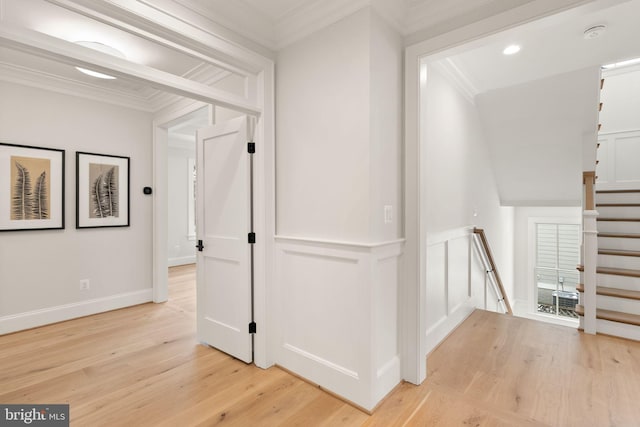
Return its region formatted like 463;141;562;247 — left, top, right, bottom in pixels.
1;265;640;426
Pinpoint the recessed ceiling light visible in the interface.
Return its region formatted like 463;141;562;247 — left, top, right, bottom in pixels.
74;41;125;80
503;45;521;55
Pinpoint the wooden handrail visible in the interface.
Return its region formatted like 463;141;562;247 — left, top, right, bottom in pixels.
583;171;596;210
473;228;513;315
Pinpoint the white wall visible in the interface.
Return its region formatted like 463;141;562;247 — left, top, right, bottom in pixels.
274;7;404;411
369;10;403;241
420;63;515;354
167;141;196;266
276;8;371;241
600;66;640;133
0;81;153;332
476;68;600;206
423;63;515;301
276;7;402;243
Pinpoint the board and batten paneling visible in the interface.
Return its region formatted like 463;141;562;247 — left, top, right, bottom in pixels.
597;130;640;190
274;236;403;411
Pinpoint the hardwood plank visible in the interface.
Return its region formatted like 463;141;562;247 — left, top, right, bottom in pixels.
596;190;640;194
576;304;640;327
599;248;640;257
598;232;640;239
577;284;640;300
577;265;640;277
3;266;640;426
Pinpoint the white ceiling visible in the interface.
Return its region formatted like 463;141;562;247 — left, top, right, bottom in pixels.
178;0;538;50
3;0;635;102
437;0;640;95
434;1;640;206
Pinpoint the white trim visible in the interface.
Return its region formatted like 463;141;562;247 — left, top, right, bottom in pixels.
0;289;153;335
426;226;474;246
526;216;582;322
0;61;153;112
274;235;405;250
597;318;640;341
431;59;477;104
45;0;272;73
425;302;476;355
515;310;579;328
283;343;359;380
0;25;261;116
502;199;582;207
168;256;196;267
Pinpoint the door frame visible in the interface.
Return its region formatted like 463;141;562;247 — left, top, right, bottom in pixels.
0;1;274;369
153;89;274;370
404;0;600;385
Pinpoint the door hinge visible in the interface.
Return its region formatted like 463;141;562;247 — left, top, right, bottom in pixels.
248;142;255;154
196;239;204;252
248;322;257;334
248;232;256;244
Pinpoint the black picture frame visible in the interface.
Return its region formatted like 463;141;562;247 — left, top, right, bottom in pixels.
0;142;65;232
76;151;130;229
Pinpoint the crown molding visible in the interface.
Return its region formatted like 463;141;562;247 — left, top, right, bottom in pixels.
274;0;370;49
431;58;479;103
169;0;277;53
0;61;154;112
45;0;273;73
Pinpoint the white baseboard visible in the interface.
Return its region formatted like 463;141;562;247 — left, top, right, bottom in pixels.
168;256;196;267
425;300;475;355
0;289;153;335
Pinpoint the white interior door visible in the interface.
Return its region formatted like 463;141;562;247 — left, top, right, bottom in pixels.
196;115;253;363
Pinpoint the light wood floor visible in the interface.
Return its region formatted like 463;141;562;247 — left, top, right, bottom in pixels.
2;265;640;426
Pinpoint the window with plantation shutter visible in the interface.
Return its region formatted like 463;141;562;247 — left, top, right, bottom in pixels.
535;223;581;318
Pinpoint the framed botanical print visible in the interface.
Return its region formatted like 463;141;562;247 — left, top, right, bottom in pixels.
76;152;130;229
0;142;65;231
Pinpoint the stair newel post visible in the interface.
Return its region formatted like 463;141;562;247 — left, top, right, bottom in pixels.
582;210;598;334
582;172;598;334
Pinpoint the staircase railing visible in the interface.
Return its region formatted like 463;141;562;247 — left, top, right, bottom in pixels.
472;228;512;315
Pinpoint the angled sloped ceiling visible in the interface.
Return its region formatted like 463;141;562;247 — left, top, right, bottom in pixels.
476;67;600;206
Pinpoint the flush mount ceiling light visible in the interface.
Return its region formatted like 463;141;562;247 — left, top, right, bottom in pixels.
583;25;606;40
502;44;521;55
74;41;125;80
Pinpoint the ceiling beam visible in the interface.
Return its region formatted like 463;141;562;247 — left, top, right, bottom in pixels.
0;24;262;116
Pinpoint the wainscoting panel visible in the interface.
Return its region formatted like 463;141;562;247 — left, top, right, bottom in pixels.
425;243;447;330
274;236;404;411
425;227;481;355
597;131;640;190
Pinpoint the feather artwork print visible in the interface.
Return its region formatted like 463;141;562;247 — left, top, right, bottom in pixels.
11;162;33;220
103;167;118;217
92;173;106;218
33;171;48;219
10;156;50;221
90;164;119;218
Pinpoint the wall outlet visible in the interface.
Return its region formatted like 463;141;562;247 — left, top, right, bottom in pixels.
384;205;393;224
79;279;90;291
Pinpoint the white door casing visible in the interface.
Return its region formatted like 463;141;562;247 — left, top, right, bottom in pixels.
196;116;253;363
